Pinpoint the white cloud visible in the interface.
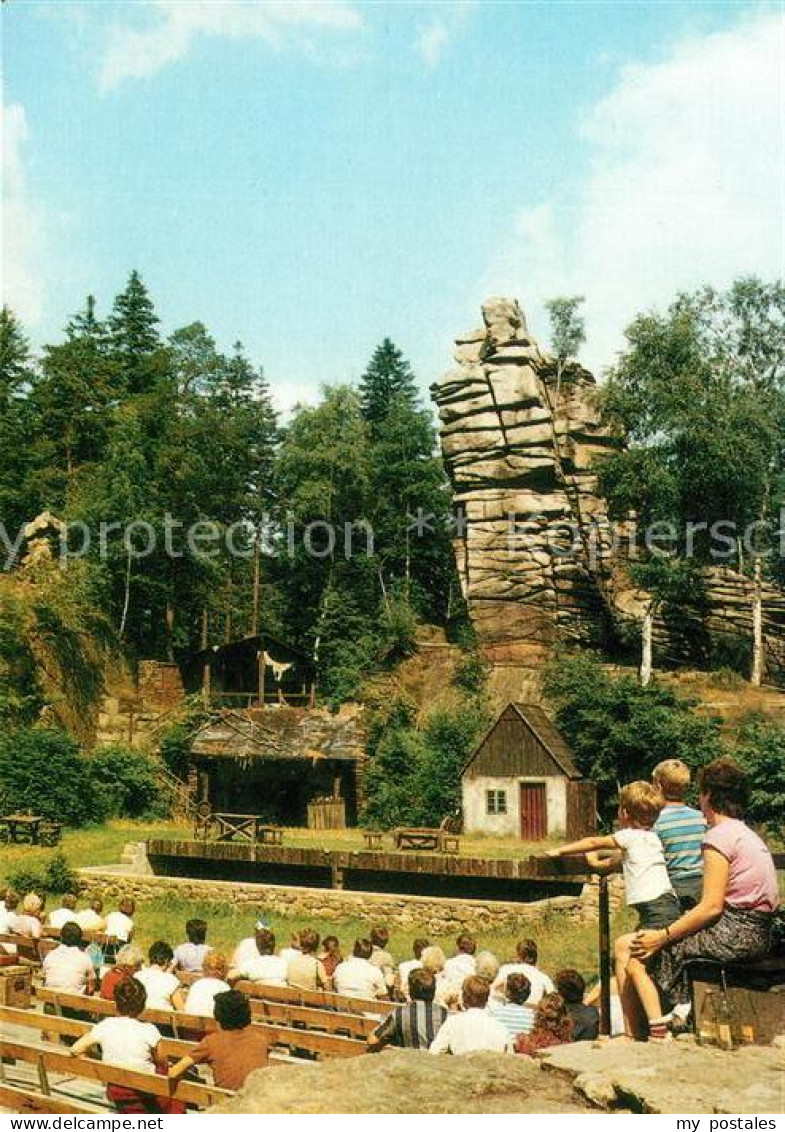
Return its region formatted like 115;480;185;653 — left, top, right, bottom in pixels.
97;0;363;93
481;9;785;375
414;1;475;68
1;102;46;326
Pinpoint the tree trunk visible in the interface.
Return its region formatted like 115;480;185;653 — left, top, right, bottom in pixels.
640;605;654;687
119;547;132;638
751;556;764;686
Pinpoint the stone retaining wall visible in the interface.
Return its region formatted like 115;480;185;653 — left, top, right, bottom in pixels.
77;867;619;934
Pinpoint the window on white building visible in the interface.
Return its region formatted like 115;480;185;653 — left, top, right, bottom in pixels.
486;789;507;815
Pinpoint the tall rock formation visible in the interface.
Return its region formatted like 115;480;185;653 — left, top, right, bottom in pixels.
432;299;785;681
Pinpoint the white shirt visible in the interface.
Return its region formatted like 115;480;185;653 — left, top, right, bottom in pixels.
14;914;41;939
0;905;18;934
397;958;422;997
443;953;476;986
613;827;674;905
90;1016;162;1073
43;944;94;995
429;1008;513;1055
232;937;260;969
184;977;231;1018
239;954;288;986
333;957;387;1000
104;912;134;942
173;942;210;973
279;946;301;964
493;963;554;1006
76;909;105;933
136;966;181;1010
48;908;79;930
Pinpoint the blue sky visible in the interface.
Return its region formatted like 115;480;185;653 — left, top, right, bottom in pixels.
3;1;783;412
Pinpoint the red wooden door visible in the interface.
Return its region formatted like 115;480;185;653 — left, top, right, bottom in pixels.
520;783;547;840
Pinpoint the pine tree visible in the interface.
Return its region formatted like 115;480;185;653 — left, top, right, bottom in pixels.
359;338;418;431
108;271;163;395
0;307;37;538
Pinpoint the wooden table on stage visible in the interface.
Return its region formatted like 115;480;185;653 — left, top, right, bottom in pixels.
213;813;284;845
1;813;45;844
362;831;384;850
394;827;460;854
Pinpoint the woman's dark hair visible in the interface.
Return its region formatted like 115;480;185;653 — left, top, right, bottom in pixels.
516;938;538;964
61;921;83;949
214;989;251;1031
412;937;430;959
353;938;373;960
506;972;531;1005
299;929;319;954
408;967;436;1003
322;935;340;952
149;940;174;967
370;926;389;948
533;993;573;1042
456;933;476;955
698;757;749;818
554;969;585;1005
115;976;147;1018
254;928;276;955
186;918;207;945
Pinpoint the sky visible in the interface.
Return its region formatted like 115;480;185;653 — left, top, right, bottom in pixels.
3;0;784;414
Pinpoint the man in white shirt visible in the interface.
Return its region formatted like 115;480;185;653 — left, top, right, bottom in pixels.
493;939;554;1005
48;893;79;931
137;941;185;1011
42;922;95;997
430;977;513;1055
229;927;287;985
104;898;135;943
333;938;388;1000
397;937;429;999
76;898;105;934
369;926;395;991
443;933;477;986
0;889;20;937
232;920;271;969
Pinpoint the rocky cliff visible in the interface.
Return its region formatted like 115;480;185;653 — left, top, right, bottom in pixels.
431;298;785;679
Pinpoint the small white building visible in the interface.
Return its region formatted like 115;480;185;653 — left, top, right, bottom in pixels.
461;703;596;841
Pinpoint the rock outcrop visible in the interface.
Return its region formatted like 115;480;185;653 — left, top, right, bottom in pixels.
431;299;785;679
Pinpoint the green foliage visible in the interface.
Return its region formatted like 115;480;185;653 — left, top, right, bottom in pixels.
452;649;489;695
0;590;42;725
359;338;418;431
733;716;785;838
543;654;722;824
158;702;208;780
87;745;170;819
545;295;586;366
0;728;104;827
7;851;78;898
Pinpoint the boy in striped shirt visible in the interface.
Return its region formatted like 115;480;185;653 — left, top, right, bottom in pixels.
652;759;707;910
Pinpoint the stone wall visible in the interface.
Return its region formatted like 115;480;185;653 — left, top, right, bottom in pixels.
77;865;620;932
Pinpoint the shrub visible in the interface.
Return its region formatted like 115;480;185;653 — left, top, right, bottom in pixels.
452;650;489;695
543;653;723;825
7;864;46;896
7;852;78;897
0;727;105;826
87;745;169;819
733;715;785;840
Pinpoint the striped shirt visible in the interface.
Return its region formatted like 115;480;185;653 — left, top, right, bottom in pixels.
654;802;707;879
487;1001;535;1039
373;1000;448;1050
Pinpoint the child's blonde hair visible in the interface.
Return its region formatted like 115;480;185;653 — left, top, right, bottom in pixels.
619;781;665;827
652;759;691;801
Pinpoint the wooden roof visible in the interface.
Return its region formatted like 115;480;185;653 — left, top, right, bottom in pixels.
190;707;365;763
462;702;581;780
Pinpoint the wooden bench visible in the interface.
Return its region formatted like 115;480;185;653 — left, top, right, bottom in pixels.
0;933;58;965
229;978;394;1017
33;987;368;1058
362;831;384;850
393;824;460;854
38;820;62;847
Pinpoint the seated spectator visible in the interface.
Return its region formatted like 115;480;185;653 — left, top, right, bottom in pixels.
420;945;452;1009
184;952;231;1018
0;890;21;952
369;925;395;991
443;934;476;986
169;989;269;1091
105;899;136;944
493;939;554;1005
173;918;211;974
475;950;500;984
429;976;512;1054
76;897;105;934
555;969;599;1041
514;993;574;1056
279;931;302;964
333;938;388;1000
70;977;185;1114
488;972;535;1039
232;919;269;970
585;975;624;1037
137;941;186;1011
230;928;287;986
47;893;79;931
15;893;44;939
287;928;330;991
368;968;447;1051
397;937;429;999
653;758;707;911
319;935;343;979
42;921;95;1004
101;944;144;1001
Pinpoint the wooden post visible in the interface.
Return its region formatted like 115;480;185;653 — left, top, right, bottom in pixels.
252;534;260;638
201;608;211;708
598;875;612;1036
257;650;265;707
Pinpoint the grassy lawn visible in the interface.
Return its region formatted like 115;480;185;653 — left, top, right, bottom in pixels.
1;819;632;985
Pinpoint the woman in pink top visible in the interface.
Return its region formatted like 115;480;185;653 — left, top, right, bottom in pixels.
627;758;778;1038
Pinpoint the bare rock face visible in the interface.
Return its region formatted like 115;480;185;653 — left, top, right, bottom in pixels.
432;299;785;679
432;299;621;664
